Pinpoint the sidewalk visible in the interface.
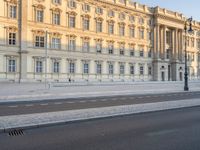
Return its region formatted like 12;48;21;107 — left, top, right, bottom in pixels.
0;81;200;103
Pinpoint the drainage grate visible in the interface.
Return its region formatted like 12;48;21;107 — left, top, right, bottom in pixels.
8;129;24;136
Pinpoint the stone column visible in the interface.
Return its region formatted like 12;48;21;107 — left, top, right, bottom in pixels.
163;26;166;60
155;24;160;59
180;30;183;62
18;0;28;82
175;29;178;60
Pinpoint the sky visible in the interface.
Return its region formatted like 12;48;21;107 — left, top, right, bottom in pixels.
135;0;200;21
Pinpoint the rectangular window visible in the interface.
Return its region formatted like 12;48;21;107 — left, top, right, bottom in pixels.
148;66;152;75
139;29;144;39
96;22;102;32
108;64;114;75
108;10;115;17
148;49;152;58
8;59;16;72
69;39;76;51
119;26;125;36
139;66;144;75
130;28;134;38
96;43;102;53
53;62;59;73
8;33;16;45
53;0;61;5
69;62;75;73
130;66;134;75
69;0;76;8
108;44;114;54
108;24;114;34
83;19;89;30
96;64;102;74
53;13;60;25
120;65;125;75
83;63;89;74
166;31;171;44
82;41;90;52
51;38;61;49
35;36;45;48
9;5;17;19
36;61;43;73
139;49;144;57
130;50;134;57
83;4;90;12
96;7;103;14
36;10;43;22
69;16;75;28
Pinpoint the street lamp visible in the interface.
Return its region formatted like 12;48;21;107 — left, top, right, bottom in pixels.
184;17;193;91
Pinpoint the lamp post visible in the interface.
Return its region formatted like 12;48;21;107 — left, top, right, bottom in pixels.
184;17;193;91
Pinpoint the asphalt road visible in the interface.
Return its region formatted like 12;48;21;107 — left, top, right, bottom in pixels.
1;106;200;150
0;91;200;116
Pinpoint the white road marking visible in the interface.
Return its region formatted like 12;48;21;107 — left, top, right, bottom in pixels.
54;102;63;105
111;98;117;101
25;104;34;107
101;99;108;101
79;101;86;103
67;101;75;104
40;103;49;106
8;105;18;108
137;97;143;99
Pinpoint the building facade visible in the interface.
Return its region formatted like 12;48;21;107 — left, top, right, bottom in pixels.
0;0;200;82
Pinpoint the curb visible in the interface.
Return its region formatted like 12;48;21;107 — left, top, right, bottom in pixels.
0;98;200;133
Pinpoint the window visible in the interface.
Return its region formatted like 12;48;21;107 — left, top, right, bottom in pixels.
8;59;16;72
119;45;124;55
119;25;125;36
108;23;114;34
197;40;200;49
119;13;125;20
96;7;103;14
82;41;90;52
53;62;59;73
69;62;75;73
69;39;76;51
108;64;114;75
53;13;60;25
130;50;134;57
96;64;102;74
96;42;102;53
129;16;135;22
108;44;114;54
130;65;134;75
129;27;134;38
36;10;43;22
51;38;61;49
108;10;115;17
83;63;89;74
96;21;102;32
69;16;75;28
139;49;144;57
139;66;144;75
120;65;125;75
35;36;45;48
36;61;43;73
148;49;152;58
8;33;16;45
9;5;17;19
139;18;144;24
53;0;61;5
139;29;144;39
83;4;90;12
148;66;152;75
166;49;171;59
83;18;89;30
69;0;76;8
191;39;195;47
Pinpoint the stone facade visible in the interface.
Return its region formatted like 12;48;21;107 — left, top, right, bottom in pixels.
0;0;200;82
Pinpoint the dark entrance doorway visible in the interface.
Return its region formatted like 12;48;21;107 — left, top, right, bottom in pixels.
162;72;165;81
